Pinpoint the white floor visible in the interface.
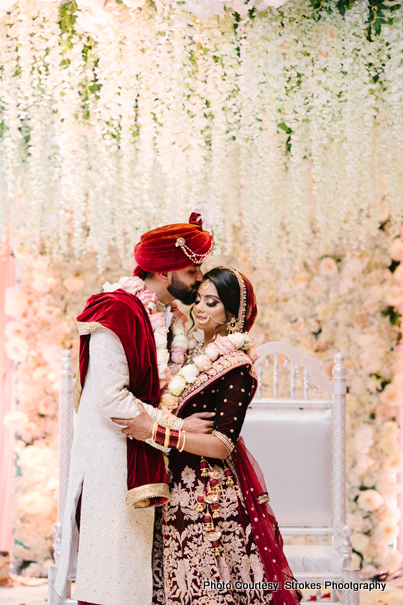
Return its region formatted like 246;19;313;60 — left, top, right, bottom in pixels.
0;584;48;605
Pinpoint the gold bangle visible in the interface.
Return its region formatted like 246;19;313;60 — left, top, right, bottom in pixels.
151;420;158;443
178;430;186;452
164;427;171;449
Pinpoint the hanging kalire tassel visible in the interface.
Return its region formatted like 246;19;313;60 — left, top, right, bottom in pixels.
201;458;209;477
204;514;213;532
224;466;234;487
199;457;226;557
211;502;220;519
210;478;221;496
197;491;205;512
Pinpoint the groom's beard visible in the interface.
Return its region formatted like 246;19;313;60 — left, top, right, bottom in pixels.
168;273;200;305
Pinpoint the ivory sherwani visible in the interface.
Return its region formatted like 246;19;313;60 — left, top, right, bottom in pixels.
55;328;170;605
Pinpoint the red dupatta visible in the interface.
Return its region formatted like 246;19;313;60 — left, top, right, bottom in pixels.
75;289;169;508
231;438;301;605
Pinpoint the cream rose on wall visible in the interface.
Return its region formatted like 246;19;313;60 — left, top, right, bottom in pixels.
209;219;403;576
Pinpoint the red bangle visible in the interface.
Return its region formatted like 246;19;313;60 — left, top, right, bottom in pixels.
169;429;180;448
155;425;166;446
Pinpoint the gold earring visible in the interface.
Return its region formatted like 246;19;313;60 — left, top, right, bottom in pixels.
227;317;238;333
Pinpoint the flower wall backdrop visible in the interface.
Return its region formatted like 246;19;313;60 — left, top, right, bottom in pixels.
207;216;403;576
3;217;403;576
3;247;133;576
0;0;403;268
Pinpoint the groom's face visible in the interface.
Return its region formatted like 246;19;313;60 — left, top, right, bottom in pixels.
167;265;203;305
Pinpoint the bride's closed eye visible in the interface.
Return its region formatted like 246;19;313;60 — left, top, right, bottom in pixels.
195;297;218;308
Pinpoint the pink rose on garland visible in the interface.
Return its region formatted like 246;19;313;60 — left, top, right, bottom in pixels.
137;289;158;314
219;336;237;352
149;312;166;329
171;345;186;365
214;335;235;355
120;276;144;295
160;392;178;410
247;344;260;362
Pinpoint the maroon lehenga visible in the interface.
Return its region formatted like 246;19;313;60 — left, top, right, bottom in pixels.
152;350;300;605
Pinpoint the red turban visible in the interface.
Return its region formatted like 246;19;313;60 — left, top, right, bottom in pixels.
133;212;213;276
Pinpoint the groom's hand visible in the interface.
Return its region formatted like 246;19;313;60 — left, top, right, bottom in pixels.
183;412;215;434
112;402;153;440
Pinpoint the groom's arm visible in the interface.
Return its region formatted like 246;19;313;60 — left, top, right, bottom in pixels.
89;328;214;447
88;328;173;425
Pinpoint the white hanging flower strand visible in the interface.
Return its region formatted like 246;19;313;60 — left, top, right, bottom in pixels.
1;2;403;267
103;276;188;388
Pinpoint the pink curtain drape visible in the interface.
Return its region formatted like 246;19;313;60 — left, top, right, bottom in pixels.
398;386;403;556
0;252;16;555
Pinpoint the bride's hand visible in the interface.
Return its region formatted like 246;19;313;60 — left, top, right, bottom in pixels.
183;412;215;434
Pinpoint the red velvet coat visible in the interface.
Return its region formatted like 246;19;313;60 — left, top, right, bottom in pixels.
76;289;168;507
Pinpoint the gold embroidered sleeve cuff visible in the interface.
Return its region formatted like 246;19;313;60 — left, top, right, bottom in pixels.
212;430;235;454
159;411;184;431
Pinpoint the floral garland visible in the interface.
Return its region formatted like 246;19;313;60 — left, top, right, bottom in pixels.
102;276;188;388
158;332;260;413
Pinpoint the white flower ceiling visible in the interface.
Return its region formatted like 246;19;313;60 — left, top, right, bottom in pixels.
0;0;402;267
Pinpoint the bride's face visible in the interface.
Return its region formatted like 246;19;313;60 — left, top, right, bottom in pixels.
193;279;227;333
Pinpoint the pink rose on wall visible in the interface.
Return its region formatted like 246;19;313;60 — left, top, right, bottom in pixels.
390;238;403;262
5;287;29;317
17;491;54;517
5;320;26;340
63;276;85;292
5;337;29;362
379;384;402;407
38;396;57;416
3;410;29;430
319;257;338;276
32;275;57;294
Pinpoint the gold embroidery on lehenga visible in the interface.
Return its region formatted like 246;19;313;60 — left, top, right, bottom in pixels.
154;459;273;605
